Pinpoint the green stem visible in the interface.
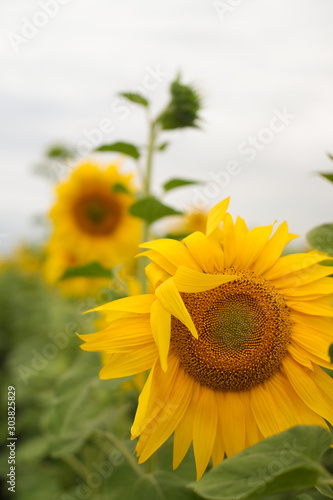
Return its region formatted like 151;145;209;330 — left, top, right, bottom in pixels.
62;454;91;480
94;430;144;477
138;121;159;293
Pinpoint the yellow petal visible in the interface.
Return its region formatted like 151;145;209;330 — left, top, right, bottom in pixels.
312;364;333;412
264;251;328;281
282;354;333;423
193;387;218;480
183;231;219;273
290;341;333;370
280;277;333;297
145;262;169;289
155;278;198;338
287;342;313;369
139;239;201;272
211;418;225;467
221;212;236;267
150;300;171;372
88;294;156;314
292;312;333;336
131;361;156;437
272;371;330;429
237;225;274;269
206;197;230;236
131;355;179;438
253;222;298;275
221;391;245;457
239;391;261;448
271;263;333;289
291;323;332;360
173;266;237;293
99;345;158;379
138;249;177;275
173;383;200;470
137;370;194;463
287;296;333;317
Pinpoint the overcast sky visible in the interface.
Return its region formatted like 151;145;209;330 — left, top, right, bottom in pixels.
1;0;333;254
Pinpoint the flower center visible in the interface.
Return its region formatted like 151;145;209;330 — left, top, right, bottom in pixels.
170;268;292;392
73;191;122;236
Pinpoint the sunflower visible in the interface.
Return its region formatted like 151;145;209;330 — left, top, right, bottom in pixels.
49;162;141;268
79;197;333;479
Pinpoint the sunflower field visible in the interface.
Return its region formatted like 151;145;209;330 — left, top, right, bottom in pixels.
1;73;333;500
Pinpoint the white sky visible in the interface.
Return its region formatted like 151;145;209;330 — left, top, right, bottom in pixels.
1;0;333;253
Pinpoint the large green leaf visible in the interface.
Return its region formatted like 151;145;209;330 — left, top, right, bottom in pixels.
163;178;202;192
95;142;140;160
60;262;112;280
120;92;149;107
129;196;183;224
192;426;333;500
307;224;333;256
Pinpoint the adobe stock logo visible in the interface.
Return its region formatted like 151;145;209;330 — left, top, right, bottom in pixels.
7;0;72;53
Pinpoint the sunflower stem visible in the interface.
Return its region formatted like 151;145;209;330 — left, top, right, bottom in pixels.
138;120;159;294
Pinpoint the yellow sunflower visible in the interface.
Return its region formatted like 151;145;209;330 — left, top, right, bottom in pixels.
79;197;333;479
49;162;141;268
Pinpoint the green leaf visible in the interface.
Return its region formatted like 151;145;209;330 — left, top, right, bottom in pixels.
120;92;149;107
328;153;333;161
192;426;333;500
113;182;130;194
158;142;169;151
134;471;199;500
95;141;140;160
129;196;183;224
156;76;201;130
316;484;333;498
60;262;112;280
163;178;202;192
307;224;333;256
46;144;74;159
319;173;333;184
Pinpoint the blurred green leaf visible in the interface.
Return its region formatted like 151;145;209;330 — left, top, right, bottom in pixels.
60;262;112;280
46;144;74;159
134;471;199;500
95;142;140;160
319;173;333;184
158;142;169;151
120;92;149;107
328;153;333;161
192;426;333;500
129;196;183;224
163;178;201;192
307;224;333;256
112;183;130;194
156;76;201;130
316;484;333;498
329;345;333;364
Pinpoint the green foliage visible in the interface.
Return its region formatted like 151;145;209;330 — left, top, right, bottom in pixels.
156;76;201;130
163;178;202;192
60;261;113;280
46;144;74;159
319;173;333;184
307;224;333;256
158;141;169;151
129;196;183;224
95;141;140;159
112;182;130;194
192;426;333;500
120;92;149;107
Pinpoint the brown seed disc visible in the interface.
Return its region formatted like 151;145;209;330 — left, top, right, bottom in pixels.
72;190;122;236
171;267;292;392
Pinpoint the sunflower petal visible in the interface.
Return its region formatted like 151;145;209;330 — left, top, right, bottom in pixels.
99;345;157;379
173;266;237;293
150;300;171;372
145;262;169;289
264;251;329;281
88;294;155;314
155;278;198;338
193;387;218;480
139;239;201;271
221;392;245;457
183;231;218;273
206;197;230;236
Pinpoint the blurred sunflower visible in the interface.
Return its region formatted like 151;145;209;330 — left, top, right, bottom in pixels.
79;197;333;479
49;162;141;268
